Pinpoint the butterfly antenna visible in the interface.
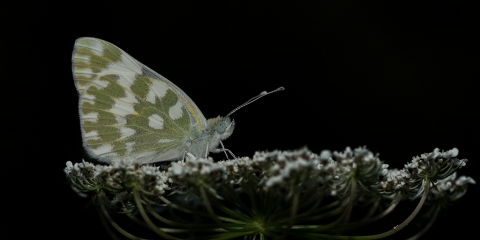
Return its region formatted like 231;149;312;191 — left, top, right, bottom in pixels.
226;87;285;117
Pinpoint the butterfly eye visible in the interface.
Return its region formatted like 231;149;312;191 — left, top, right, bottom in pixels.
215;119;227;134
215;118;231;134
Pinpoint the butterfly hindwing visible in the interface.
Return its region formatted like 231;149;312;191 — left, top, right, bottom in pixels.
72;37;206;163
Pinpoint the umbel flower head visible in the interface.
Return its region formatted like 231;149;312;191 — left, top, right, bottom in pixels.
65;147;474;239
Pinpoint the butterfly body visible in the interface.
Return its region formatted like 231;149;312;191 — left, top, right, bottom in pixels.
72;38;234;164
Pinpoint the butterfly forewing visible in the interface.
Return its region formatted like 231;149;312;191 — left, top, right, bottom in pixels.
72;38;205;163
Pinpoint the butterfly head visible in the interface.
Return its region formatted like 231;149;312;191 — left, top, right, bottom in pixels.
202;87;284;156
208;116;235;141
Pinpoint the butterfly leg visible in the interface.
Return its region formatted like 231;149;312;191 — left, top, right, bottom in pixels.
182;151;196;161
211;140;236;159
205;142;210;159
225;149;237;159
211;148;237;159
219;140;232;159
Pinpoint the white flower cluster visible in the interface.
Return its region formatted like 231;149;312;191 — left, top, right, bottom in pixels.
169;157;227;198
64;147;474;240
65;160;96;179
65;158;171;197
64;160;97;197
65;147;473;203
428;172;476;205
255;147;320;191
377;148;470;200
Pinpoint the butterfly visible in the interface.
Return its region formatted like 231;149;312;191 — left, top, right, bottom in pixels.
72;37;283;164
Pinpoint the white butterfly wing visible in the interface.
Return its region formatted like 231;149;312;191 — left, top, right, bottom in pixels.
72;37;207;164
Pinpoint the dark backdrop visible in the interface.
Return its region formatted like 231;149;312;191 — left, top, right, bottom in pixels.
13;1;478;239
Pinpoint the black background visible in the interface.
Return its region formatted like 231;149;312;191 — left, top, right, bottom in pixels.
11;1;479;239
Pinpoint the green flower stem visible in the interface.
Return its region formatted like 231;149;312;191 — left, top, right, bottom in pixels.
310;180;357;232
139;188;158;196
158;195;212;218
263;188;280;219
157;195;239;225
104;181;125;191
212;202;251;223
274;185;321;219
281;189;300;239
295;191;327;221
103;185;124;193
292;195;349;223
355;180;431;239
295;208;344;224
406;205;441;240
121;203;151;229
360;198;380;220
98;193;147;240
75;177;97;191
98;206;124;240
194;231;257;240
334;198;400;231
145;204;224;229
272;185;309;215
356;180;376;195
220;184;255;217
200;186;240;232
297;186;327;212
133;189;180;240
289;182;358;237
302;179;431;239
437;162;456;179
246;180;259;213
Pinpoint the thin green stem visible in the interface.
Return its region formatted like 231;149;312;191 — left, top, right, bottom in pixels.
263;189;279;221
121;204;150;229
277;197;339;223
146;204;224;229
406;204;441;240
98;193;147;239
311;180;357;232
195;231;257;240
200;186;239;232
158;195;241;224
97;207;123;240
159;195;211;217
133;189;180;239
334;198;400;231
360;198;380;221
221;184;255;217
246;180;259;214
281;189;300;239
75;176;98;191
289;181;357;234
214;203;250;223
302;179;431;239
298;187;327;214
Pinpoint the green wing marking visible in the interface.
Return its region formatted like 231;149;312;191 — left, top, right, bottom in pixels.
72;38;199;163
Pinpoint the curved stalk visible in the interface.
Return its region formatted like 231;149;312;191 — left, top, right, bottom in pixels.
308;180;357;232
334;198;400;231
146;204;227;230
133;189;180;239
98;193;147;239
406;205;441;240
200;186;239;232
281;189;300;239
302;179;431;239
